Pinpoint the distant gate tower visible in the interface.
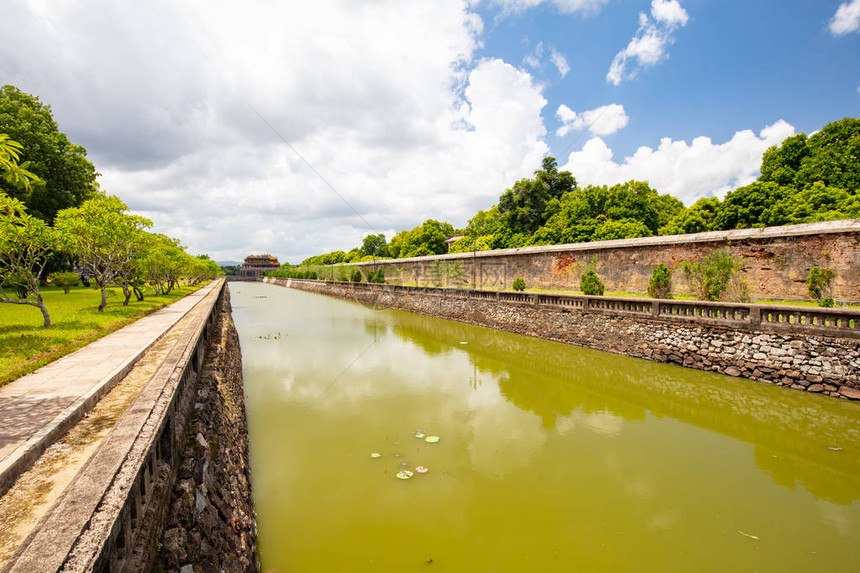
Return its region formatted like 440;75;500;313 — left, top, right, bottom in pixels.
240;253;280;279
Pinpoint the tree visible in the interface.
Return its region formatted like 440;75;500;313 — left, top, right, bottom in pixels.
498;157;576;234
0;133;41;191
360;233;389;257
660;197;722;235
0;86;99;222
387;219;454;259
55;195;153;312
0;192;63;326
136;234;189;296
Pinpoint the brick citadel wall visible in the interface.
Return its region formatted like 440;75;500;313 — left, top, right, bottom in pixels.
332;220;860;302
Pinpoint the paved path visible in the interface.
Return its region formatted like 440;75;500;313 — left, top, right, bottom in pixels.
0;280;224;495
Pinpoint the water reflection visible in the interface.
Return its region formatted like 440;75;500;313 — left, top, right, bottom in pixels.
387;305;860;503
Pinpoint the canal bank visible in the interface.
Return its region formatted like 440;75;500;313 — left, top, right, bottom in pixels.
1;282;258;573
265;278;860;401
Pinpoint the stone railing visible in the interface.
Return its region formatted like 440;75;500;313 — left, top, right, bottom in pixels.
271;278;860;340
5;280;226;573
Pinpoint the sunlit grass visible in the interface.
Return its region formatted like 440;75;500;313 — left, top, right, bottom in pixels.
0;283;206;387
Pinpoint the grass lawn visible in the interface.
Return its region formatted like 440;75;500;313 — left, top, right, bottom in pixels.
0;283;206;387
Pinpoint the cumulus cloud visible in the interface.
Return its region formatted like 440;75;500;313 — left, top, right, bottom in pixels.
556;103;628;136
490;0;608;15
560;120;796;204
550;48;570;78
830;0;860;35
607;0;689;85
1;0;552;262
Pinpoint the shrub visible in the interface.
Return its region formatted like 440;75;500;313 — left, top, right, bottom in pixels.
580;270;605;296
647;264;672;299
367;269;386;283
820;297;835;308
307;271;317;280
51;271;81;294
679;249;746;301
512;277;526;291
806;267;835;305
351;270;363;282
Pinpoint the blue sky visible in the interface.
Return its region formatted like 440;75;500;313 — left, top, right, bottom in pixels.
1;0;858;262
477;1;859;158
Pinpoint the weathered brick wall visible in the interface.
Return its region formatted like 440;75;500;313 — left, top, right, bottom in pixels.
273;279;860;401
334;220;860;301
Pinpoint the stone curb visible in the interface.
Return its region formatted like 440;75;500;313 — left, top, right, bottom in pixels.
0;280;221;498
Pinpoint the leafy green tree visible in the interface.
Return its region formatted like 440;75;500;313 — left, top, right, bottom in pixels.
0;86;99;222
0;192;63;326
387;219;454;259
592;218;651;241
55;195;153;311
714;181;788;230
136;234;189;296
660;197;722;235
0;133;41;191
360;233;389;257
50;271;80;294
498;157;576;234
760;133;810;186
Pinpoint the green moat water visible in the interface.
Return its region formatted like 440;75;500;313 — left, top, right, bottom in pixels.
232;282;860;572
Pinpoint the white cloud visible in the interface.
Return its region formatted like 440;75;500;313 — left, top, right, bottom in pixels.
607;0;689;85
830;0;860;35
560;120;796;204
1;0;551;262
523;41;545;69
556;103;629;137
550;48;570;78
651;0;689;26
490;0;608;15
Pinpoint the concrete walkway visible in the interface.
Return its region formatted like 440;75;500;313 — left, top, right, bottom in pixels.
0;279;224;496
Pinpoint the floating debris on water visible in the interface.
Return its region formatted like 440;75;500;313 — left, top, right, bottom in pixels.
414;430;426;439
459;341;468;345
738;531;759;540
370;453;382;459
827;446;843;451
415;466;429;474
425;436;440;443
396;470;414;480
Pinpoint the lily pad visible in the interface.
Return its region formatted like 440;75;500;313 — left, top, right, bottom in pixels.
396;470;414;480
425;436;440;443
370;453;382;459
415;466;429;474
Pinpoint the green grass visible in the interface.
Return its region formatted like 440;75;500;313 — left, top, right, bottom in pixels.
0;283;205;387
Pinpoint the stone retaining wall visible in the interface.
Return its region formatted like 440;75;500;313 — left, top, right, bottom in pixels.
3;281;259;572
155;287;259;572
270;278;860;401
